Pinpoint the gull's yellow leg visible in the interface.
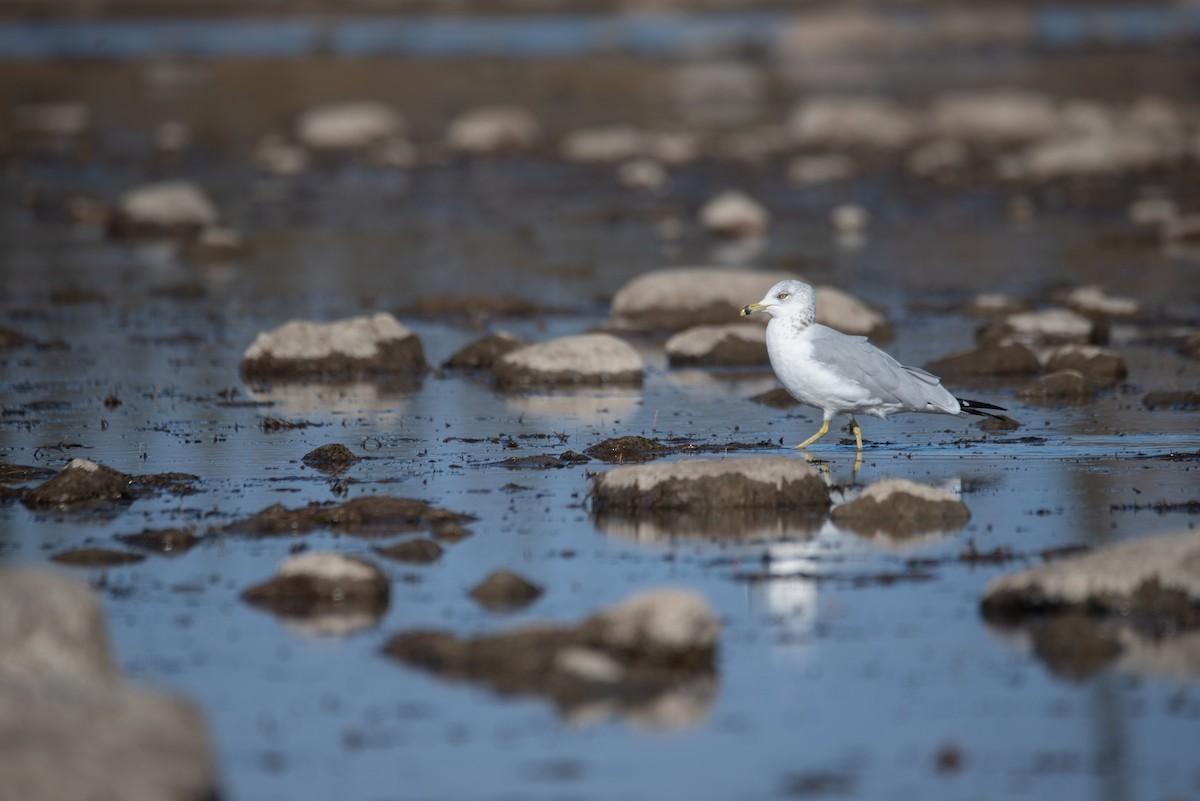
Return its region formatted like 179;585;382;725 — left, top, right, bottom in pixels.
849;418;863;451
794;419;830;450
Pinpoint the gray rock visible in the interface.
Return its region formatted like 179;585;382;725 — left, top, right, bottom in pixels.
698;191;769;238
495;334;643;388
617;158;670;191
831;479;970;539
665;324;767;367
110;181;219;237
1060;285;1140;319
0;567;217;801
442;331;527;370
788;96;918;150
242;552;390;632
592;457;830;513
240;312;427;381
1017;369;1097;404
447;105;542;153
295;101;405;150
23;458;132;509
1045;345;1127;387
561;124;647;163
980;307;1097;347
929;90;1059;144
375;538;444;564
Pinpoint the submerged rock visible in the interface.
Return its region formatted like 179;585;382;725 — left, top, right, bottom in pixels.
1143;390;1200;411
0;567;216;801
447;105;542;154
383;588;718;726
295;101;405;150
494;334;643;388
925;342;1041;377
22;459;132;509
469;570;544;612
375;538;444;565
242;552;389;633
831;479;970;539
665;324;767;367
441;332;527;370
1017;370;1097;404
109;181;219;238
50;548;145;567
1044;346;1127;387
220;496;473;538
592;457;829;513
698;190;769;238
115;528;199;555
585;436;670;464
240;312;427;381
302;443;361;472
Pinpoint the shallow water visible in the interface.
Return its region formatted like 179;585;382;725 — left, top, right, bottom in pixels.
3;11;1200;800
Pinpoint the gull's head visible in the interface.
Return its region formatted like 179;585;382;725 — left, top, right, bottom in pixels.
740;280;816;325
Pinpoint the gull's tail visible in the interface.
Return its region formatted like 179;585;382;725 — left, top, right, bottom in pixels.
957;397;1007;419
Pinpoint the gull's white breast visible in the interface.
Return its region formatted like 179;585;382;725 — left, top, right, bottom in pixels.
766;322;874;413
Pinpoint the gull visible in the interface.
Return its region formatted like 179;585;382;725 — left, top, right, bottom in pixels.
742;279;1006;450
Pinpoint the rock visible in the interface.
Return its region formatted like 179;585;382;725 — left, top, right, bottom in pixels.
983;529;1200;622
184;225;246;261
221;496;473;538
114;528;199;555
561;124;647;163
610;267;889;338
470;570;544;611
665;324;767;367
1179;332;1200;360
1143;390;1200;411
364;136;418;168
383;588;718;725
240;312;427;381
302;443;360;472
925;342;1041;377
110;181;219;237
494;334;643;388
611;267;796;330
446;105;541;153
749;387;801;408
242;552;389;631
981;308;1096;347
592;457;829;513
1163;214;1200;243
152;120;191;156
786;153;856;185
617;158;669;191
1060;285;1140;319
442;332;527;370
11;101;90;140
831;479;970;539
0;567;216;801
50;548;145;567
22;459;132;509
584;436;670;464
698;190;769;238
1044;345;1127;387
788;96;918;150
929;90;1059;144
811;286;890;339
431;520;474;543
906;138;970;177
295;101;405;150
964;293;1031;317
829;203;870;233
668;62;764;127
375;538;444;564
0;325;35;349
1017;370;1097;404
253;133;311;175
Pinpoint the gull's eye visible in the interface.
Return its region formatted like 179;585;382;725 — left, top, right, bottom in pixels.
777;292;789;300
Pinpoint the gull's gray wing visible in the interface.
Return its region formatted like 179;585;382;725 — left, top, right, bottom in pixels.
807;325;959;413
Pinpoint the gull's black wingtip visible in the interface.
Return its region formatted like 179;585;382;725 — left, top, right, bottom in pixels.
957;397;1008;417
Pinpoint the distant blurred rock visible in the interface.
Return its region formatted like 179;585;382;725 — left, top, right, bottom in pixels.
561;124;646;163
295;101;405;150
1017;369;1097;404
253;133;311;175
470;570;544;612
926;342;1041;378
110;181;219;238
1059;285;1141;319
23;458;132;509
668;62;764;127
980;308;1097;347
1045;345;1127;387
929;91;1059;145
829;203;870;233
786;153;856;185
243;552;389;635
789;96;918;150
617;158;670;192
666;324;767;367
442;332;527;371
447;105;542;154
495;334;643;388
241;312;427;381
699;190;769;238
